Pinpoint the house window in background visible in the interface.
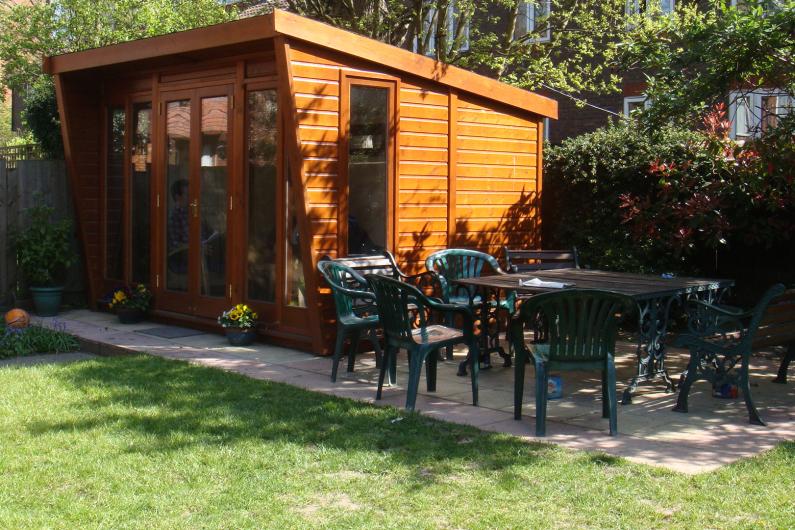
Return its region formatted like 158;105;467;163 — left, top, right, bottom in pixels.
729;90;794;140
413;2;470;55
623;95;649;117
626;0;675;16
516;1;552;42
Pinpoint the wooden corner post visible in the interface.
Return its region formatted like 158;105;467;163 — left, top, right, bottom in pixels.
274;37;324;354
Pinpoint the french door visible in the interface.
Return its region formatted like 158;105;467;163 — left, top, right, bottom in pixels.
157;85;234;318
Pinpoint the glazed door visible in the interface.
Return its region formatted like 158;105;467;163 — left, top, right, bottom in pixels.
159;86;234;318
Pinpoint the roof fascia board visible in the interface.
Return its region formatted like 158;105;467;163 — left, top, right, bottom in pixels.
44;15;276;75
272;10;557;119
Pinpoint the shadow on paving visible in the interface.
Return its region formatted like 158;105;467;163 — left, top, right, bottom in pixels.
24;354;632;476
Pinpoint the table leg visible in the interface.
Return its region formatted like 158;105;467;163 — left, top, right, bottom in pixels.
621;295;678;404
457;285;510;376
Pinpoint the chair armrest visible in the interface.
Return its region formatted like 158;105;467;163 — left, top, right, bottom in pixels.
686;299;752;336
689;299;753;319
332;284;376;303
402;271;445;300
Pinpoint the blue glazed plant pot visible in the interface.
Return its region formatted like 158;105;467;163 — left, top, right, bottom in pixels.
117;307;145;324
29;286;64;317
225;327;257;346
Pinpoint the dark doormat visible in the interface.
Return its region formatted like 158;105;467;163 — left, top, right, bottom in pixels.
137;326;206;339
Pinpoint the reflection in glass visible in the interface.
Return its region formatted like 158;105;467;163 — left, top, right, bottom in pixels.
131;103;151;284
348;85;388;254
246;90;278;302
200;96;228;298
166;100;190;292
106;107;125;280
286;163;306;308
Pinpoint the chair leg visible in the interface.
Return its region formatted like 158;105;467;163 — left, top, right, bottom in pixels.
426;349;438;392
514;346;527;420
740;356;766;426
445;313;454;360
331;328;346;382
369;331;384;370
347;329;361;373
405;349;426;411
773;343;793;384
601;369;609;419
607;359;618;436
376;345;394;400
389;346;398;386
535;362;548;437
469;343;480;407
673;350;702;413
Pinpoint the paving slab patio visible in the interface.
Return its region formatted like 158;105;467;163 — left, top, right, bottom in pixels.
38;309;795;474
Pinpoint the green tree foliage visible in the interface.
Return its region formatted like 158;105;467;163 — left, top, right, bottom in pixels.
620;0;795;128
0;0;237;153
286;0;631;95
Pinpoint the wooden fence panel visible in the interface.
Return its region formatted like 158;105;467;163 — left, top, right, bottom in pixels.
0;160;84;308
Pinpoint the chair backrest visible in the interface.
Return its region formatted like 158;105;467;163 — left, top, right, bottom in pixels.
503;247;579;273
331;250;402;279
425;249;503;302
317;260;372;319
753;287;795;349
512;289;634;363
366;274;420;343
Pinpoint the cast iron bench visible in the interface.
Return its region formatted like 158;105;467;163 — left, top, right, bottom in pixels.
674;284;795;425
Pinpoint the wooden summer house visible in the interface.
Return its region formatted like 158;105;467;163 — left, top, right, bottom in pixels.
46;10;558;353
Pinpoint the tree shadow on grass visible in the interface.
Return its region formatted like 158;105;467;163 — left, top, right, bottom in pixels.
25;355;613;481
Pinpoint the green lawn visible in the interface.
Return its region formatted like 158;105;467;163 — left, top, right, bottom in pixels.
1;355;793;528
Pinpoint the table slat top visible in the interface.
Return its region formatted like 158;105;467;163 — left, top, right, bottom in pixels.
452;269;733;300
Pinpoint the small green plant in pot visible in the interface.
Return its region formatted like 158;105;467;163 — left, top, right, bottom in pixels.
14;203;76;317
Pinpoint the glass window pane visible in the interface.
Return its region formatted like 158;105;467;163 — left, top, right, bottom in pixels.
246;90;278;303
131;102;151;285
166;100;190;292
285;166;306;308
200;96;228;298
348;85;388;255
106;107;125;281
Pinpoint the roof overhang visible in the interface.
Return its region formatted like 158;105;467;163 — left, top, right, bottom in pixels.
44;9;557;120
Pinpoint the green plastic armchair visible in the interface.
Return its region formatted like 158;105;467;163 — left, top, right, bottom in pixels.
510;289;635;436
317;260;384;382
426;248;516;366
366;274;480;411
673;283;786;425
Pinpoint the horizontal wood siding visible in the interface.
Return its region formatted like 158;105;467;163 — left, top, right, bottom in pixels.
453;95;541;258
398;81;449;273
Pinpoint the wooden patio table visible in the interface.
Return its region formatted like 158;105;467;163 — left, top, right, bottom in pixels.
452;269;734;404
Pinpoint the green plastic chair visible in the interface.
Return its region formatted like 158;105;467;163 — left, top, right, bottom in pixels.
317;260;384;382
673;283;786;425
366;274;480;411
425;248;516;365
510;289;635;436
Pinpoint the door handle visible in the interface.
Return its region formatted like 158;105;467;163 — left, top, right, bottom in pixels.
190;199;198;218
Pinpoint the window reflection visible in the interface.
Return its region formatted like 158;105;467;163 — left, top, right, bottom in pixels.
246;90;278;303
348;85;388;254
106;107;125;280
286;162;306;308
200;96;228;298
131;103;151;285
166;100;190;292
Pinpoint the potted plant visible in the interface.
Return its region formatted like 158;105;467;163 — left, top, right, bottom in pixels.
218;304;258;346
108;284;152;324
14;202;76;317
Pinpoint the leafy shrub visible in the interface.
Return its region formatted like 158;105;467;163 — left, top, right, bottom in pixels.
22;77;63;159
14;201;76;287
543;121;700;273
543;111;795;286
0;321;79;358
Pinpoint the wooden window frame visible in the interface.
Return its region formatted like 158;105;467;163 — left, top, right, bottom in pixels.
339;72;400;256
